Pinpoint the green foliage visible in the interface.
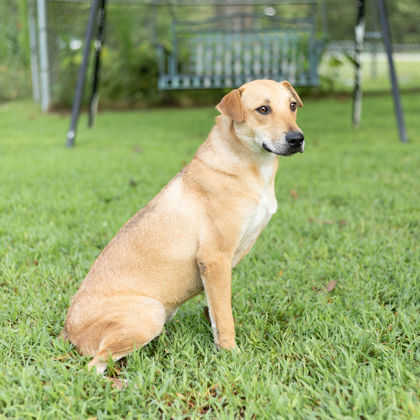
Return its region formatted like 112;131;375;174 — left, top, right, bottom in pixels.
320;52;356;91
97;6;162;107
319;54;346;90
0;94;419;417
100;42;161;108
0;0;31;102
51;40;83;108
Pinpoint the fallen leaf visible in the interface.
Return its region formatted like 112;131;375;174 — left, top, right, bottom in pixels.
290;189;299;199
278;270;283;277
133;146;142;154
103;195;120;203
54;354;70;361
325;279;338;293
109;378;127;390
129;179;138;187
338;219;347;226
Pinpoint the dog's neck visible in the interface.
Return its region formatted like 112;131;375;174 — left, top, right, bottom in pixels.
195;115;278;184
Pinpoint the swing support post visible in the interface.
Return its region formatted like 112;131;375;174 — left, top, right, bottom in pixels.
376;0;407;143
66;0;100;147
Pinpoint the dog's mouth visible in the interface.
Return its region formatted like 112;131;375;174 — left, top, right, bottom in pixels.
262;142;303;156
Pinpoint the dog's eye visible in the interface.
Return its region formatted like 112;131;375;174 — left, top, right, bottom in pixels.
290;102;297;112
256;105;271;115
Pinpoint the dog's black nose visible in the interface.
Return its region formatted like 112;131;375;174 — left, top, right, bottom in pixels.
286;131;304;147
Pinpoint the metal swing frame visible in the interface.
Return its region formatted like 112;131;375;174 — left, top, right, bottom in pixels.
65;0;407;147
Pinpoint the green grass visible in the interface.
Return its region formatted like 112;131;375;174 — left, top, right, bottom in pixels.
0;94;419;419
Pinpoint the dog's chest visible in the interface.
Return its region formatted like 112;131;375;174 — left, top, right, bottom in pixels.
233;170;277;267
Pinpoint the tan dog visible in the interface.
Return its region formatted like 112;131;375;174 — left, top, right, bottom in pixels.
63;79;304;374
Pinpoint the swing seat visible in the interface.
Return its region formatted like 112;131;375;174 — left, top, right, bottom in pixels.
157;13;322;90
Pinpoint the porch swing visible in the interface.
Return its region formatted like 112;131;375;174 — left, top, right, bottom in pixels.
156;1;323;89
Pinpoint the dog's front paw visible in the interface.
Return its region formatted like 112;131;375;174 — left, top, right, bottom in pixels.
215;338;239;352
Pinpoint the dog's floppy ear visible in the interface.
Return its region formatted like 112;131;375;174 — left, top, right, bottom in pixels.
280;80;303;108
215;89;244;122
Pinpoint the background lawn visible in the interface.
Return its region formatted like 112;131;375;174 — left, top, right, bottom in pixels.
0;94;419;418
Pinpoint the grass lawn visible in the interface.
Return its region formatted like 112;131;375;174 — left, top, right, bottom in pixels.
0;93;419;418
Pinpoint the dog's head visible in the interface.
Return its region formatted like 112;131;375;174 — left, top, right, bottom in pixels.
216;80;304;156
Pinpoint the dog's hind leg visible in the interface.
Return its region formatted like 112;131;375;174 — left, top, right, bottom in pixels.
87;296;166;375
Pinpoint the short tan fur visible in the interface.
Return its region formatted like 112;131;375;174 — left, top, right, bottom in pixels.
63;79;304;374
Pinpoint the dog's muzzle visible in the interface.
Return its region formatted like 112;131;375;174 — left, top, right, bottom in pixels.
262;130;305;156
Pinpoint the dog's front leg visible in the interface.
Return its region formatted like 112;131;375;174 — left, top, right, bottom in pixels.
197;254;236;350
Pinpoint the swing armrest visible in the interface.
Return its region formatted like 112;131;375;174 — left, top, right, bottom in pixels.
155;43;167;75
155;42;171;55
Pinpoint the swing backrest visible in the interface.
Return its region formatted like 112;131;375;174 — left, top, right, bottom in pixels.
157;13;321;89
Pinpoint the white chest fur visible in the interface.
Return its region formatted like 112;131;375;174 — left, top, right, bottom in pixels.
232;163;278;267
